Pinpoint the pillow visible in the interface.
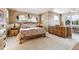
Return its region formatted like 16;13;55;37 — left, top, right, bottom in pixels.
21;24;30;28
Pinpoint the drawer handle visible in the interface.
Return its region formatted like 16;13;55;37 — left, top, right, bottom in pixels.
4;38;6;40
4;44;6;47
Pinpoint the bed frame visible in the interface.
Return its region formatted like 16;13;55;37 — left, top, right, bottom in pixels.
16;33;46;44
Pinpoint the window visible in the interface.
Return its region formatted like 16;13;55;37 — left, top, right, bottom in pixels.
64;15;79;26
72;15;79;25
65;15;72;25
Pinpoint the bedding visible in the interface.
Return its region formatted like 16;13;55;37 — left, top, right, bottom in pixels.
21;23;36;28
16;27;46;44
21;24;30;28
20;27;46;36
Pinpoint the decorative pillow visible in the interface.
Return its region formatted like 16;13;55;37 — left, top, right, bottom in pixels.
21;24;30;28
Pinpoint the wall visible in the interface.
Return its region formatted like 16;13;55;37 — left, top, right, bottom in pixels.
48;12;60;26
60;14;65;26
8;9;28;24
41;12;61;31
8;9;40;24
41;12;49;31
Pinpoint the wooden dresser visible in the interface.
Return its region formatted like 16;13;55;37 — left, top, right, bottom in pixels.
0;8;6;49
48;26;72;38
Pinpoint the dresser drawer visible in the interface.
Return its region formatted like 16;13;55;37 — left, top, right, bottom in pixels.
0;43;6;50
0;39;5;49
14;30;19;36
8;28;19;36
0;35;6;49
48;26;71;38
0;35;6;40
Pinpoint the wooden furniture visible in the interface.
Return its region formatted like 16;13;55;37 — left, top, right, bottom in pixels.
17;33;46;44
48;26;72;38
0;9;6;50
8;28;19;36
8;24;20;36
0;35;6;50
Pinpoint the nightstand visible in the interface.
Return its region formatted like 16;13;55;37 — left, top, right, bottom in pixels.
8;28;19;36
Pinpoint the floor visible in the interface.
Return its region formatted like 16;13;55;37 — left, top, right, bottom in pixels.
4;33;79;50
72;33;79;40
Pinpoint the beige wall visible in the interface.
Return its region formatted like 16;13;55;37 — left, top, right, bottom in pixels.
48;12;60;26
61;14;67;26
8;9;16;24
60;14;64;26
8;9;40;24
41;11;61;31
8;9;64;29
41;12;49;31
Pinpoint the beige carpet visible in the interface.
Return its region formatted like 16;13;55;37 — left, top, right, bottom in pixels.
4;33;79;50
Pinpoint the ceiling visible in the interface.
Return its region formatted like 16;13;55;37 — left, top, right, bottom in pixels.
11;8;51;14
52;8;79;14
10;8;79;14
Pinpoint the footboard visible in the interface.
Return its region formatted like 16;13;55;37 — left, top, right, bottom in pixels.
16;27;46;44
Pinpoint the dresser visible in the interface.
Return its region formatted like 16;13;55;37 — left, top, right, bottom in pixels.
0;34;6;50
48;26;72;38
0;8;7;49
0;25;6;50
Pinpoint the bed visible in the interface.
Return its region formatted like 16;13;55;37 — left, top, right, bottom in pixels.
16;27;46;44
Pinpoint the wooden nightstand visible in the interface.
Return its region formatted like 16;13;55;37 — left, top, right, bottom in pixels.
8;28;19;36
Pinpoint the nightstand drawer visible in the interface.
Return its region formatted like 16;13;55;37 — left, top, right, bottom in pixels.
14;30;19;36
8;27;20;36
0;43;6;50
10;30;15;36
